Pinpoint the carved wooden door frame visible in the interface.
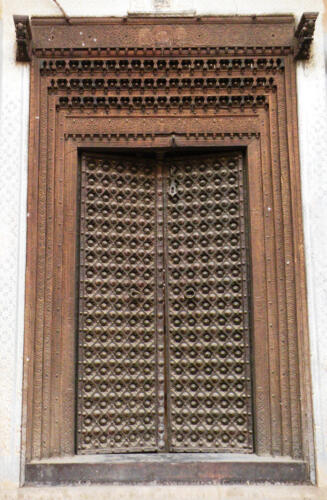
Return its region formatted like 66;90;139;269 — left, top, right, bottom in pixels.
19;14;316;484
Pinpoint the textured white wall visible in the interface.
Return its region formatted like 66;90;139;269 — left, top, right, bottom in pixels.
0;0;326;490
296;17;327;486
0;1;30;485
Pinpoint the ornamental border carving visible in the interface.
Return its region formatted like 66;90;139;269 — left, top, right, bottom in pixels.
21;15;314;485
64;131;261;142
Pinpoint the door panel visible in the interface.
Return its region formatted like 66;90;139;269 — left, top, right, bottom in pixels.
77;151;253;454
165;154;253;452
77;155;159;453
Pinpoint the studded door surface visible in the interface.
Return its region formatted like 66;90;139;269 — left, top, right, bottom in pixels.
77;154;160;453
165;153;253;452
77;151;253;454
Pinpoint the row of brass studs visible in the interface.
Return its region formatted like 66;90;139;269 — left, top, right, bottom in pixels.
156;156;166;451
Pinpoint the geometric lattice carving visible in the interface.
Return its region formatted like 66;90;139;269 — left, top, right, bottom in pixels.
77;155;158;452
166;153;253;451
77;152;252;453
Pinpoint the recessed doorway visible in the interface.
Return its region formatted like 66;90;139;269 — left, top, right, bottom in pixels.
77;150;253;454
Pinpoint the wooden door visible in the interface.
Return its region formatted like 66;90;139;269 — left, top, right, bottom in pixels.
77;151;253;454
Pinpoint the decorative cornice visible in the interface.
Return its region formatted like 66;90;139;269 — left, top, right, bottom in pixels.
56;94;268;112
40;57;285;75
295;12;318;61
34;46;291;59
30;16;296;53
13;15;32;62
14;15;302;64
48;77;276;93
64;131;260;142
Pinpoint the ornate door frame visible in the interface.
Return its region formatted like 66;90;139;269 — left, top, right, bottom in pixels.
18;14;316;484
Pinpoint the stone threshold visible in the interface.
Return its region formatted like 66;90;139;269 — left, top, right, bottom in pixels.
24;454;309;485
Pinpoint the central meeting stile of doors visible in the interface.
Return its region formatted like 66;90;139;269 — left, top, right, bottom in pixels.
76;150;253;454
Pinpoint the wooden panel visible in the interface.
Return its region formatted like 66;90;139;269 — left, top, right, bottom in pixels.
165;152;252;452
31;16;295;52
76;151;253;455
77;154;159;453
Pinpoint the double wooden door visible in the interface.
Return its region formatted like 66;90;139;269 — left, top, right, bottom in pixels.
77;151;253;454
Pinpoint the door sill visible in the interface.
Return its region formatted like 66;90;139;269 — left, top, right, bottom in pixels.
25;454;309;485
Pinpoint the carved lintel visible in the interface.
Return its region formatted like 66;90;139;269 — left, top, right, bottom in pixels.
14;15;32;62
64;131;261;142
294;12;318;61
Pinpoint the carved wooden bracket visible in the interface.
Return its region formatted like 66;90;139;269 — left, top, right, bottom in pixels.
13;15;32;62
295;12;318;61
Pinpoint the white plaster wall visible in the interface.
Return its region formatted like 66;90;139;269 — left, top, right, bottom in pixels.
0;0;30;486
0;0;327;494
296;19;327;487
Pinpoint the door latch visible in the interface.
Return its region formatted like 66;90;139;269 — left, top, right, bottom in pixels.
169;165;177;197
